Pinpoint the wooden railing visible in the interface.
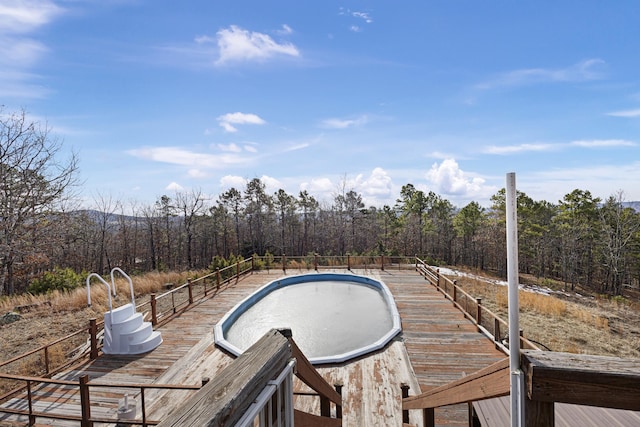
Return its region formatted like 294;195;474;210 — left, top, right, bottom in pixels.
415;258;541;352
403;351;640;427
157;328;342;427
0;372;201;426
253;254;417;273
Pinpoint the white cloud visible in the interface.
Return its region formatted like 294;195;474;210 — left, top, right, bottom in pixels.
210;25;300;65
0;0;63;99
484;143;557;155
607;109;640;118
260;175;282;194
476;58;606;90
426;159;486;196
0;0;63;34
188;169;209;178
166;182;184;192
127;146;253;169
352;12;373;23
571;139;636;148
350;25;361;33
277;24;293;35
220;175;247;190
217;143;243;153
301;178;333;194
321;115;369;129
217;112;266;133
354;168;393;197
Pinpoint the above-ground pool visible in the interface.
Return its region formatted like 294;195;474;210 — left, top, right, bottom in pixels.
214;273;402;364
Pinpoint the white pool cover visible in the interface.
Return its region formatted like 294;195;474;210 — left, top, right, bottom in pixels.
214;273;402;364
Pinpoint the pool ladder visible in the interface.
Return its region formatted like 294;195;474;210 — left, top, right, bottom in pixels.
87;268;162;355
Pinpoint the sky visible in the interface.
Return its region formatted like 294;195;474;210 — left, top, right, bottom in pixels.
2;0;640;210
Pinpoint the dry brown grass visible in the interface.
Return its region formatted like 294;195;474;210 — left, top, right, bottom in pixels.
450;272;640;358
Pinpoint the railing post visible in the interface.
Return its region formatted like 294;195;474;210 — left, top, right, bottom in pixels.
320;396;331;418
453;280;457;305
141;387;147;427
381;255;385;271
347;255;351;270
89;318;98;359
251;256;255;272
334;383;343;419
187;279;193;305
401;383;410;424
236;261;240;278
436;269;441;289
150;294;157;326
79;375;92;427
216;269;221;290
282;254;286;273
476;298;482;332
314;253;318;271
27;380;35;425
520;329;524;350
44;345;50;374
494;318;501;348
424;408;435;427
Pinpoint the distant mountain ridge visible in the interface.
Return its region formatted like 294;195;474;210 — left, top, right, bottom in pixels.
623;202;640;212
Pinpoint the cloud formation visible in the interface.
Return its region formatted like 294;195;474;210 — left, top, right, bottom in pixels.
607;108;640;118
0;0;63;98
200;25;299;65
321;115;369;129
127;146;255;179
426;159;486;196
476;59;606;90
217;112;266;133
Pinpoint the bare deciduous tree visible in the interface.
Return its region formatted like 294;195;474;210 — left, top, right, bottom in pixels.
0;108;79;294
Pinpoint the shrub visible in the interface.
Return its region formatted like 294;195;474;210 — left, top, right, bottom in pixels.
28;268;85;294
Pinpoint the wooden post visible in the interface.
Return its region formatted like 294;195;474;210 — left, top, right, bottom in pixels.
44;345;50;374
216;269;221;290
452;280;457;305
476;298;482;332
150;294;157;326
202;377;210;386
494;318;501;348
347;255;351;270
381;255;385;271
251;256;255;272
236;261;240;279
171;291;176;314
141;387;147;427
320;396;331;418
334;383;343;419
79;375;92;427
525;399;554;427
27;380;35;426
282;254;286;273
314;253;318;271
89;318;98;359
520;329;524;350
187;279;193;305
436;271;440;289
401;383;410;424
424;408;435;427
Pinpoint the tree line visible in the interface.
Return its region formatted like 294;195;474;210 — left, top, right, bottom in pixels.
2;108;639;296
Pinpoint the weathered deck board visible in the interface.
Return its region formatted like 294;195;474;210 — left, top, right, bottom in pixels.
380;270;506;427
0;269;524;426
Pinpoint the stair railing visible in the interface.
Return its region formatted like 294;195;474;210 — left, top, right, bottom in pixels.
86;273;113;317
110;267;136;307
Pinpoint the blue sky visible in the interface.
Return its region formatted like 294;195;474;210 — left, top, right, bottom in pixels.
3;0;640;209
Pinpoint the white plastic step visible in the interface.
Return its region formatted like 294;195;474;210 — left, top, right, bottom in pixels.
110;312;143;335
104;303;136;326
128;331;163;354
120;321;153;346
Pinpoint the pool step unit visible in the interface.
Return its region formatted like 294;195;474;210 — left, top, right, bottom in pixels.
103;303;163;354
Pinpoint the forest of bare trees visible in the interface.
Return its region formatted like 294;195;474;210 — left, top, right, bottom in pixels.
2;109;640;296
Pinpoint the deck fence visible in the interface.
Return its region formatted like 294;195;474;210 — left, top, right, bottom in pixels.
1;255;611;426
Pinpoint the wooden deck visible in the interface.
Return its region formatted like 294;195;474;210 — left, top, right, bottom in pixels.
1;268;511;426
